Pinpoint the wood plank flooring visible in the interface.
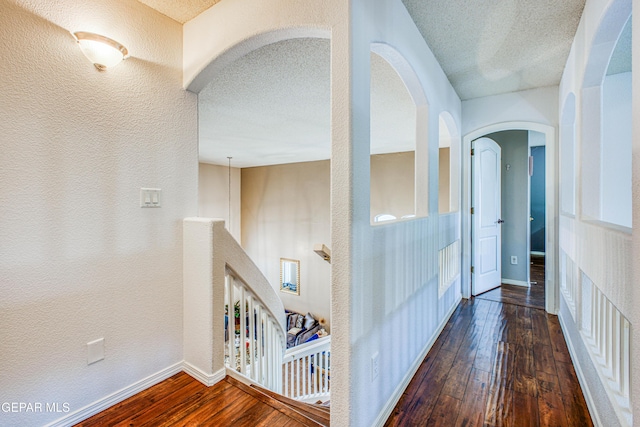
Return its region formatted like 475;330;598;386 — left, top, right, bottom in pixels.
76;256;590;427
384;271;592;427
475;255;546;309
74;374;318;427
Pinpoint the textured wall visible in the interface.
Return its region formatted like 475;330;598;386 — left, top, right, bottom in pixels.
0;1;197;425
198;163;241;241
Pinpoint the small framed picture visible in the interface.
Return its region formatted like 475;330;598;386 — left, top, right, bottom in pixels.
280;258;300;295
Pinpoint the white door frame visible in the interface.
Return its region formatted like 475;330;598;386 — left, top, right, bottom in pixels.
462;121;558;314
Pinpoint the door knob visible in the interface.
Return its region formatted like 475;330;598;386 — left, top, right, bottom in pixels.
497;219;505;224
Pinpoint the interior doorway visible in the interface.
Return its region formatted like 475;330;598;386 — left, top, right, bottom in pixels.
463;123;556;313
471;131;546;310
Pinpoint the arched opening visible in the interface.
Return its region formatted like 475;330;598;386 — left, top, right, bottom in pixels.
370;43;430;222
462;122;557;313
438;111;461;214
196;36;334;340
581;9;632;228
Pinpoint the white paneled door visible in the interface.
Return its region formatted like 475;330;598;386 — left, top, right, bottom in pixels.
472;137;502;296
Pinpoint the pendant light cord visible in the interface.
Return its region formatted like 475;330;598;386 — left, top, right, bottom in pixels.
227;157;232;232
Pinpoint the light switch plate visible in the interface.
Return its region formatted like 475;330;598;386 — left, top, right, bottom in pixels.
140;188;161;208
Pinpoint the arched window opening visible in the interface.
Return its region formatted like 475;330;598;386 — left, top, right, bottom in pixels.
370;51;417;224
439;112;460;213
601;17;632;227
581;15;632;228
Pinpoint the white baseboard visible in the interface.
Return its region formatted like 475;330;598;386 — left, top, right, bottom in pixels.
183;362;226;387
372;293;462;427
502;278;530;287
530;251;545;256
557;312;603;427
45;362;183;427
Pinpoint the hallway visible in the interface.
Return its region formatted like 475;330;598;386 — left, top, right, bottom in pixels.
475;255;546;310
384;289;592;426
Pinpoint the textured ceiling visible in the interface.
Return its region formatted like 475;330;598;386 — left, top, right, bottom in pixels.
199;39;416;168
137;0;588;166
402;0;586;100
136;0;220;23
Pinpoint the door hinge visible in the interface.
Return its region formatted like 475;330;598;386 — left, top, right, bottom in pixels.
471;207;474;215
471;266;474;274
471;148;475;156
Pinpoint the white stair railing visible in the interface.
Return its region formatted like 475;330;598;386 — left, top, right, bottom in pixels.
183;218;286;393
282;336;331;402
225;271;285;392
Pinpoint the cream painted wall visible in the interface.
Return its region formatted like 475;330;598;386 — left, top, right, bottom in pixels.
371;151;415;221
198;163;241;241
241;161;332;330
438;148;451;213
238;153;421;331
0;1;197;425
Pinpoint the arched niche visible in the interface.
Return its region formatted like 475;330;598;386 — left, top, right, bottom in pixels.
369;43;429;223
439;111;461;214
580;0;632;228
560;93;576;215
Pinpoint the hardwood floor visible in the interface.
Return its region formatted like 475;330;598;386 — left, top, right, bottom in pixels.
475;255;546;309
75;374;324;427
384;280;592;427
77;257;589;427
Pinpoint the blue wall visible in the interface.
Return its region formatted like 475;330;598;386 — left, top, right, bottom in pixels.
486;130;529;283
530;146;545;253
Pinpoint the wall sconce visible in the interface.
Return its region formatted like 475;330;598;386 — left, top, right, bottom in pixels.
73;32;128;70
313;244;331;264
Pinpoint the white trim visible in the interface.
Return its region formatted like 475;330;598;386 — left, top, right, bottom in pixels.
462;121;557;314
372;294;462;427
558;311;603;427
45;362;183;427
225;366;261;387
530;251;546;256
501;278;530;287
183;362;226;387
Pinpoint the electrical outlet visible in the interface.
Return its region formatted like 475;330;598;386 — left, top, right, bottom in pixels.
371;352;379;382
510;256;518;265
87;338;105;365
